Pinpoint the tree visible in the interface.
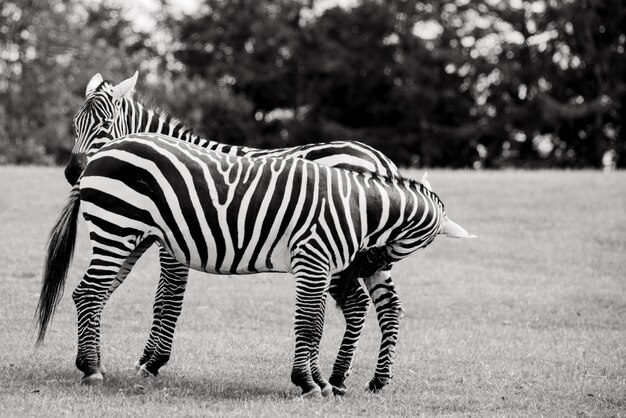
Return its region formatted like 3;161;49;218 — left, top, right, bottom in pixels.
2;0;623;168
0;0;153;164
460;0;626;167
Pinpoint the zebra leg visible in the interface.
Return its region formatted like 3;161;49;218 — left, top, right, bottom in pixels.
362;267;404;393
138;252;189;377
290;257;330;397
307;293;332;397
72;236;152;385
135;247;187;371
134;276;164;370
327;277;371;396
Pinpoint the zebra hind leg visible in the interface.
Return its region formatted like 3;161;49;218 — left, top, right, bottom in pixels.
135;246;170;372
134;286;163;372
137;249;189;378
362;268;404;393
87;238;155;378
327;277;371;396
73;234;154;385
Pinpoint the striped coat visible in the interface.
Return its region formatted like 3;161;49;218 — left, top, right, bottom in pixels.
35;133;473;397
67;72;404;394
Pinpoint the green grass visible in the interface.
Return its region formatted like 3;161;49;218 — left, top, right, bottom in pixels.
0;167;624;417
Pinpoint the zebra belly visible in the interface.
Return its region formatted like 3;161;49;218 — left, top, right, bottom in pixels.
189;240;293;275
222;232;292;274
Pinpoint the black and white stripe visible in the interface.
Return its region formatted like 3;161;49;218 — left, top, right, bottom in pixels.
65;72;408;393
37;133;449;396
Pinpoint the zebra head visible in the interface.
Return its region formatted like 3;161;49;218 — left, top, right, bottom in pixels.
65;72;138;185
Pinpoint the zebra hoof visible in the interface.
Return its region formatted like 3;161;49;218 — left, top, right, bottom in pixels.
301;386;322;399
98;364;107;376
367;377;389;393
136;364;157;379
133;360;142;372
332;384;347;396
319;382;333;397
81;372;104;386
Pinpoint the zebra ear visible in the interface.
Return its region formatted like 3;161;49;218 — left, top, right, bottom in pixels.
420;171;432;191
85;73;103;97
111;71;138;101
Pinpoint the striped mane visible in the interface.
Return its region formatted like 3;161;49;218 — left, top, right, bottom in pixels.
127;94;196;136
88;79;200;141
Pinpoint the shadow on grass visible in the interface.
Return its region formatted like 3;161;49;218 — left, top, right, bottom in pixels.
112;371;295;400
7;362;295;401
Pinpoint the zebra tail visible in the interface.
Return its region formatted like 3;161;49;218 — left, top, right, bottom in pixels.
34;180;82;345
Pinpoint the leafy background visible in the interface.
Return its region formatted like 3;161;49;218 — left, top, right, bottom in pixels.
1;0;624;168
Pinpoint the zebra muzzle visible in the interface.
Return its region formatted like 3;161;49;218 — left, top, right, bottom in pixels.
64;153;87;185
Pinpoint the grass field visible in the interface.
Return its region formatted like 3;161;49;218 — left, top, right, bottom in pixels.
0;166;624;417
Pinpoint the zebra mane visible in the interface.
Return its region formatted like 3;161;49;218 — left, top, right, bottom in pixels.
133;93;189;128
94;79;200;139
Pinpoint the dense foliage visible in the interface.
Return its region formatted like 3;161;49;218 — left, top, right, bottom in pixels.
1;0;624;168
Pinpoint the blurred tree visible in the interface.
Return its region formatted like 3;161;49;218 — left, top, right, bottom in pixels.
303;0;482;167
175;0;307;113
0;0;624;168
0;0;152;164
537;0;626;168
461;0;625;168
172;0;483;166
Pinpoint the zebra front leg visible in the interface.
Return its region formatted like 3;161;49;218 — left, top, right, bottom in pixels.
290;258;330;397
138;254;189;377
362;267;403;392
327;277;371;396
73;237;152;384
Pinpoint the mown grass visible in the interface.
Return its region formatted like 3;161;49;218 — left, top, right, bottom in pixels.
0;167;624;417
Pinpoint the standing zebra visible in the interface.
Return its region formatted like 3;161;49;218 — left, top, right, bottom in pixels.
65;72;407;393
35;133;474;396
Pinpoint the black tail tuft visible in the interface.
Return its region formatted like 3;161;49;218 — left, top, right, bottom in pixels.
33;182;82;345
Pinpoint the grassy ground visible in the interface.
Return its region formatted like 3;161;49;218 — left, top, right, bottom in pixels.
0;167;624;417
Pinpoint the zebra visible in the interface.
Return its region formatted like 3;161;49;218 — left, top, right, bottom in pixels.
65;71;407;394
35;133;474;397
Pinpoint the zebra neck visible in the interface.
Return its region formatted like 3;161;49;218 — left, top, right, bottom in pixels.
121;99;249;152
120;99;202;144
361;178;425;248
